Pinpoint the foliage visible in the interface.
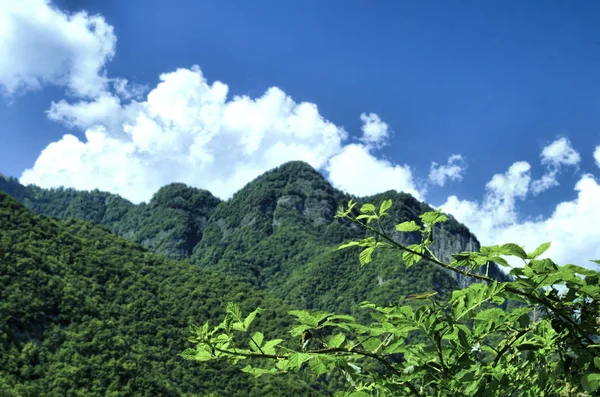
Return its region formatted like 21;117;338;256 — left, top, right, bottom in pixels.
189;161;509;321
0;193;334;396
1;162;508;322
183;198;600;396
0;176;221;259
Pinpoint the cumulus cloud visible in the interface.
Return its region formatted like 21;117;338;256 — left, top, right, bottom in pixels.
47;93;126;131
326;144;422;199
7;0;423;205
0;0;116;98
112;78;148;100
23;64;424;203
530;137;580;195
21;66;357;203
540;137;581;167
441;161;531;232
594;146;600;168
438;141;600;270
428;154;467;187
359;112;390;149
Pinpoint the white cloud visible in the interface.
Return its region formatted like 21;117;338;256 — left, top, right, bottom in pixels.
439;149;600;270
529;137;581;195
9;1;422;205
428;154;467;187
0;0;116;98
490;174;600;269
47;93;126;131
359;112;390;148
326;144;422;199
24;65;425;203
530;172;559;195
594;146;600;168
21;66;356;203
540;137;581;167
441;161;531;231
112;78;147;100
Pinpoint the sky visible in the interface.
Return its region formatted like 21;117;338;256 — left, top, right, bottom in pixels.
1;0;600;270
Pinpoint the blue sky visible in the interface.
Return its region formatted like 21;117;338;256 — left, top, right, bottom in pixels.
1;0;600;269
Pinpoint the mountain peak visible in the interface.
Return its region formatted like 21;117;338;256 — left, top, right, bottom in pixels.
276;160;322;174
150;182;221;210
260;160;328;185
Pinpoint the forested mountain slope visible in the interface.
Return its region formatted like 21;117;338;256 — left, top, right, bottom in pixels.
0;161;509;319
0;174;221;260
190;161;509;313
0;193;333;396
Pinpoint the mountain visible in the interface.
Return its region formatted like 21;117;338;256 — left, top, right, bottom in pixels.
0;161;509;320
189;161;508;316
0;174;221;260
0;192;335;396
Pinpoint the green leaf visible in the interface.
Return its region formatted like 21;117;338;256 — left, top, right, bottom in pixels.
337;241;360;250
226;302;243;322
241;365;277;377
527;241;551;259
379;199;392;216
591;259;600;265
275;359;291;371
316;313;334;327
188;347;214;362
581;373;600;393
383;339;405;354
594;357;600;370
395;221;421;233
406;291;438;300
291;324;313;337
328;333;346;348
289;310;318;327
563;264;599;276
180;348;199;361
328;314;356;323
244;307;263;330
474;308;505;322
357;236;377;247
249;332;264;352
402;244;424;268
488;256;511;268
262;339;283;355
232;322;246;332
528;258;558;275
288;352;312;369
420;210;448;225
308;356;329;376
515;341;544;351
499;243;528;260
360;203;376;214
359;246;375;267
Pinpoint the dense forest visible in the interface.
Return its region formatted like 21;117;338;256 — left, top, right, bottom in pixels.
0;161;512;395
0;192;343;396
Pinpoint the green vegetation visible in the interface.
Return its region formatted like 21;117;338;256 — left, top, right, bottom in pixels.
0;175;221;260
0;193;333;396
0;161;525;395
1;161;508;321
184;198;600;396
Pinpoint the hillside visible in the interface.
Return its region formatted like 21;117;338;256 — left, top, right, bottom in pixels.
0;193;334;396
0;174;221;260
0;161;509;318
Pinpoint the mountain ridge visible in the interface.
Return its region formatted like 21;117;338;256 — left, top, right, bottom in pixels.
0;161;509;316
